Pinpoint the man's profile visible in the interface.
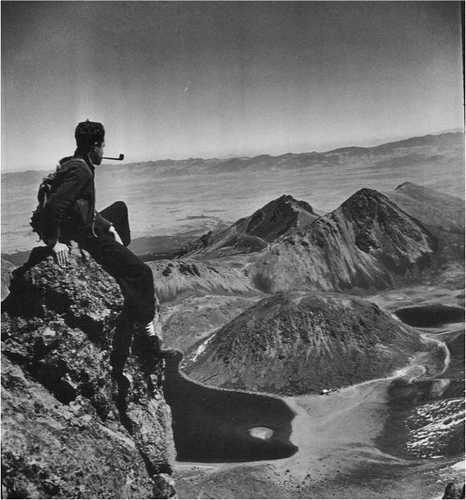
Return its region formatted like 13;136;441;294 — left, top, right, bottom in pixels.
39;120;161;374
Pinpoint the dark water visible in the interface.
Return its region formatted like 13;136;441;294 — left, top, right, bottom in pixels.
394;305;465;328
163;350;298;462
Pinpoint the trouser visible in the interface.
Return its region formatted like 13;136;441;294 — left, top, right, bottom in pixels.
76;201;159;374
77;201;157;324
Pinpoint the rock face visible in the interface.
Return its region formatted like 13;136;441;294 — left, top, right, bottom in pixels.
443;482;465;499
250;188;438;293
186;194;317;258
1;257;15;300
184;290;426;395
1;247;175;498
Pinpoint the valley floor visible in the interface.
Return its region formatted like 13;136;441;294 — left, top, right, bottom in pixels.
173;284;465;499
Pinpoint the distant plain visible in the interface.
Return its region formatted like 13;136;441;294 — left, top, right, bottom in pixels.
2;132;463;255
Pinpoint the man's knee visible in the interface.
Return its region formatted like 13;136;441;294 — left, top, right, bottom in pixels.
111;201;130;246
111;201;128;221
113;200;127;213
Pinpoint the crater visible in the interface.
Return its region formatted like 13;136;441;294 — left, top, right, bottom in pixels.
163;350;298;463
394;304;464;327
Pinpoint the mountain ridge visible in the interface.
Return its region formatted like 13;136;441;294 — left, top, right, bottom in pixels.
112;131;465;173
184;194;318;258
3;131;462;175
250;187;440;293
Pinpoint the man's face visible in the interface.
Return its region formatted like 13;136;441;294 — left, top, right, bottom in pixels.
90;142;105;166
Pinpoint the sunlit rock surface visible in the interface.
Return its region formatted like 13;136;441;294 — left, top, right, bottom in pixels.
1;248;175;498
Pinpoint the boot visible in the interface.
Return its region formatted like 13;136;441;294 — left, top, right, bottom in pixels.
133;320;163;375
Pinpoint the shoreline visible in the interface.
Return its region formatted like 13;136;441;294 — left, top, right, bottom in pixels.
174;317;463;498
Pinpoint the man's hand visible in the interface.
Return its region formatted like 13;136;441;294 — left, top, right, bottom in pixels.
52;242;69;266
109;225;123;245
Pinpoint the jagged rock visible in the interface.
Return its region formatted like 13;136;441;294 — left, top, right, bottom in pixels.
443;482;465;499
244;195;317;241
184;290;430;395
250;188;440;293
1;257;15;301
1;357;156;498
1;247;176;498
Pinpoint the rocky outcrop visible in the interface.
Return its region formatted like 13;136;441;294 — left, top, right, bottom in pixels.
1;247;175;498
443;482;465;499
184;290;428;395
185;194;318;258
1;257;15;300
250;188;439;293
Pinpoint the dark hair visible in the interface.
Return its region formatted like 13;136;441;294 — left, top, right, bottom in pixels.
75;120;105;153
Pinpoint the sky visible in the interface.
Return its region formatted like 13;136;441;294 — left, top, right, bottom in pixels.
1;1;464;172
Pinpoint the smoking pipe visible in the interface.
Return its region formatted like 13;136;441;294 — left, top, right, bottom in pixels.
102;154;125;161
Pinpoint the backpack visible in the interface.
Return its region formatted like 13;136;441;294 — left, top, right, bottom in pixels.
30;158;86;242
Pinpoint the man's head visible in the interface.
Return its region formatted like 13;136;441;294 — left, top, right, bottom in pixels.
75;120;105;165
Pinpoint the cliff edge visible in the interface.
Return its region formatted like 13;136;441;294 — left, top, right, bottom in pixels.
1;247;176;498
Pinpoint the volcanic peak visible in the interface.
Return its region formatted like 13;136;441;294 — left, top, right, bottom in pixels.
244;194;316;241
186;194;317;257
184;290;426;395
250;187;439;293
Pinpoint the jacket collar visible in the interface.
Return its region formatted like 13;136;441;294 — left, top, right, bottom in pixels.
73;150;95;173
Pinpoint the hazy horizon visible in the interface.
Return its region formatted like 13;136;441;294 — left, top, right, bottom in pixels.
1;127;463;175
2;2;464;172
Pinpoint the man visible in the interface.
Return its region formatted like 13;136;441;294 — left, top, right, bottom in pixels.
44;120;161;374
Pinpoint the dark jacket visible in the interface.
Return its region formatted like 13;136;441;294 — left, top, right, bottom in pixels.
43;154;112;246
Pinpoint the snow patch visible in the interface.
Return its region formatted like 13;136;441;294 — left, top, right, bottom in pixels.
249;427;274;440
191;334;216;362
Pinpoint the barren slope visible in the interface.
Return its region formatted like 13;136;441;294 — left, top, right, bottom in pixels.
185;195;318;258
250;188;438;293
184;290;427;395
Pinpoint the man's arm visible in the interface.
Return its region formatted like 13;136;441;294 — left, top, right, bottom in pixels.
94;211;112;233
94;211;123;244
44;161;92;247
